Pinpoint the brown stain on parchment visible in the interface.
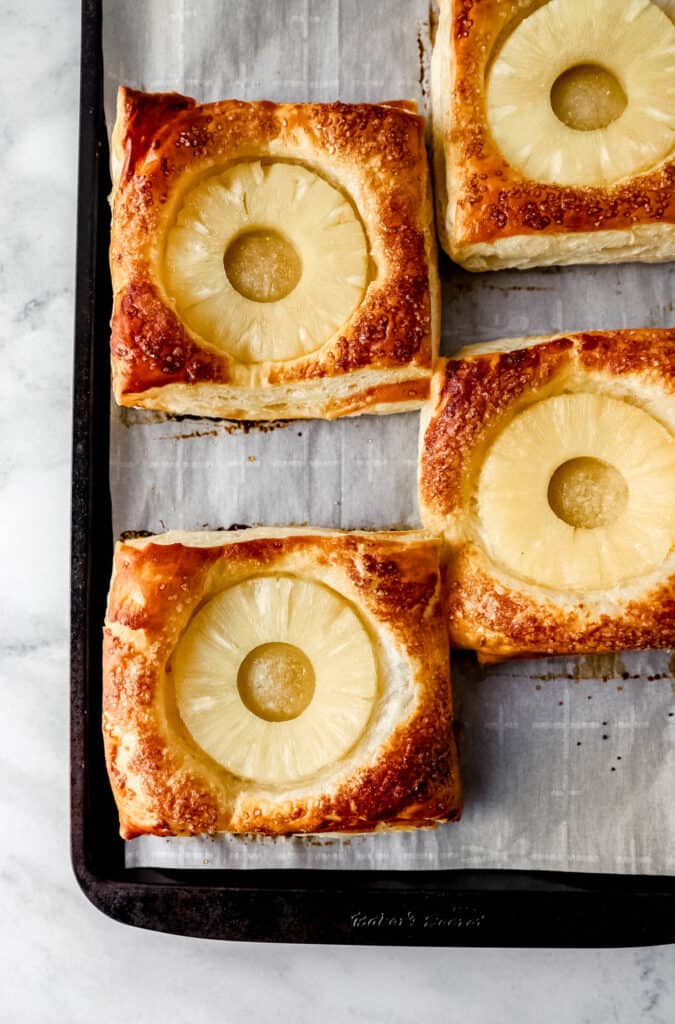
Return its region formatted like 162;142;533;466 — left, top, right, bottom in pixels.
454;651;641;685
417;27;428;99
446;280;554;296
118;404;293;437
571;654;628;682
221;420;292;435
165;429;219;440
528;653;675;683
526;654;627;682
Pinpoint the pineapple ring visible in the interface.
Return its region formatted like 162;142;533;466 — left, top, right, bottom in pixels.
164;161;369;364
172;575;378;785
486;0;675;187
478;393;675;590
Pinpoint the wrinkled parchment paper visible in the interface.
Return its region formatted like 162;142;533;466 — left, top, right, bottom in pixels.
103;0;675;873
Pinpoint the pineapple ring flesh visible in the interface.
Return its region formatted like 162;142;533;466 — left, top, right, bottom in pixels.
164;161;369;364
486;0;675;187
172;576;378;785
478;393;675;590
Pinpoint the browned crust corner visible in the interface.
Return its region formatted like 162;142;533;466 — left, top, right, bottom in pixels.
447;551;675;659
421;328;675;522
442;0;675;247
111;280;231;400
420;335;574;521
114;86;197;184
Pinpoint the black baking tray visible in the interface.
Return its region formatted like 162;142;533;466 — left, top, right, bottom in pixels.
71;0;675;945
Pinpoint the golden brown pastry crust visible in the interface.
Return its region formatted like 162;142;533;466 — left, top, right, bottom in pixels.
432;0;675;270
110;88;439;419
103;528;462;838
418;328;675;659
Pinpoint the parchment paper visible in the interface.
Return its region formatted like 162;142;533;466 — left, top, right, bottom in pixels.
103;0;675;874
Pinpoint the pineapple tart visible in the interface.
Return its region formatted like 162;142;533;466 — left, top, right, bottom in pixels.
109;87;439;420
432;0;675;270
418;329;675;661
103;528;462;837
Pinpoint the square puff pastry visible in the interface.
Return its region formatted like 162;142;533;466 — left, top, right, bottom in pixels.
103;527;462;837
432;0;675;271
418;328;675;661
109;87;439;420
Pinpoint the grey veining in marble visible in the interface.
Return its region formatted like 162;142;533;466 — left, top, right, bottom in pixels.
1;0;674;1020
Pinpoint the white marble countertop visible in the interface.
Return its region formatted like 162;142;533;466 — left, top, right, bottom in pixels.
1;0;674;1019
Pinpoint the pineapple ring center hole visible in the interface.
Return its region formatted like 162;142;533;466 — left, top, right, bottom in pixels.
548;457;629;530
237;642;316;722
223;229;302;303
550;64;627;132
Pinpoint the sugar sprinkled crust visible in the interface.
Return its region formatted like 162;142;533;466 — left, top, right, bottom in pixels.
418;328;675;659
431;0;675;270
109;88;439;419
103;528;462;837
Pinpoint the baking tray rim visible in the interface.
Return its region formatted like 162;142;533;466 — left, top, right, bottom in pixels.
70;0;675;946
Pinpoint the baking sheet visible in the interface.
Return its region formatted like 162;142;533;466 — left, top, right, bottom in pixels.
103;0;675;874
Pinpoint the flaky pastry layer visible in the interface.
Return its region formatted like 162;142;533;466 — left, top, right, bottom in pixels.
431;0;675;270
110;89;439;419
103;528;462;837
418;328;675;659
